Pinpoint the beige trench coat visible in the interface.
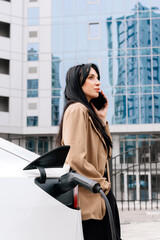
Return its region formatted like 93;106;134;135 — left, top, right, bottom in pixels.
61;102;112;220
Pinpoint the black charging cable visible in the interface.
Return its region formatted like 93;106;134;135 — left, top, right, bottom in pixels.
54;171;117;240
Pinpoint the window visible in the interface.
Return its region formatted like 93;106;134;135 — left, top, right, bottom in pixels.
0;58;9;74
0;96;9;112
28;43;39;61
88;23;100;39
0;22;10;38
27;116;38;126
29;31;38;38
28;8;39;26
27;79;38;97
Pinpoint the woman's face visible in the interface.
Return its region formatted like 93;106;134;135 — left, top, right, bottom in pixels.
82;67;101;102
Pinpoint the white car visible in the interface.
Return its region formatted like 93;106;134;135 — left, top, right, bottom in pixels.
0;138;116;240
0;138;84;240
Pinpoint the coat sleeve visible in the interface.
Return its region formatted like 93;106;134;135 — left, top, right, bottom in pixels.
62;107;111;194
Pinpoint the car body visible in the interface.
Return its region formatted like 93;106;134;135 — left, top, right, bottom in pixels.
0;138;84;240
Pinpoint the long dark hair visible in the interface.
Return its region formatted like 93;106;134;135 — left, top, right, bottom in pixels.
56;63;112;156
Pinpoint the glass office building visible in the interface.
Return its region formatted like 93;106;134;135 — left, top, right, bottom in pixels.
0;0;159;202
51;0;160;140
50;0;160;201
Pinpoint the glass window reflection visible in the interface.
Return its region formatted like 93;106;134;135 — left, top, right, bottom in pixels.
115;95;126;124
141;94;153;123
28;43;39;61
154;94;160;123
126;20;138;48
51;59;61;126
152;19;160;47
27;79;38;98
28;8;39;26
127;94;139;124
27;116;38;126
116;58;126;86
139;19;151;47
127;57;138;85
89;23;100;39
140;57;151;85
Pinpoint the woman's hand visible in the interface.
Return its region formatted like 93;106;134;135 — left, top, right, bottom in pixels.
91;90;108;126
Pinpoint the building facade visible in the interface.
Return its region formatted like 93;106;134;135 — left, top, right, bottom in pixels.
0;0;160;202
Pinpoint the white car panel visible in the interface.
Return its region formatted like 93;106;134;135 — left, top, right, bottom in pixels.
0;138;84;240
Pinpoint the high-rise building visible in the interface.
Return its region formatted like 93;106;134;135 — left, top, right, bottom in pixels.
0;1;160;200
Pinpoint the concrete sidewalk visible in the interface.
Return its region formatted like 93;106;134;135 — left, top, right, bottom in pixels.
119;210;160;240
121;221;160;240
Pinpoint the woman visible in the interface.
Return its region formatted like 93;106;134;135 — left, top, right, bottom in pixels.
57;63;121;240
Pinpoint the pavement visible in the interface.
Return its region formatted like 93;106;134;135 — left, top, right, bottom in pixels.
119;209;160;240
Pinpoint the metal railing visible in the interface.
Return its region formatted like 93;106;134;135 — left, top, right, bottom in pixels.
111;145;160;211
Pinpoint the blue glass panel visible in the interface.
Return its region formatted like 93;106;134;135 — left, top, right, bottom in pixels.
76;0;87;15
27;90;38;98
151;9;160;18
52;25;63;53
117;49;125;57
127;87;139;94
115;95;126;124
27;79;38;89
51;58;61;126
140;86;152;93
153;86;160;93
116;20;125;49
138;134;150;140
102;88;114;124
76;23;88;51
127;95;139;124
116;58;126;86
138;11;150;19
153;56;160;84
127;48;138;56
152;19;160;47
139;48;151;56
141;94;153;123
52;60;61;88
152;48;160;55
106;18;112;49
26;139;36;152
154;94;160;123
38;138;49;155
52;0;63;17
27;79;38;98
28;43;39;61
126;20;138;48
52;89;61;97
139;19;151;47
64;24;76;51
63;0;75;16
114;87;126;94
125;141;136;163
28;8;39;26
140;57;152;85
127;57;138;85
27;116;38;126
125;135;136;139
28;54;38;61
51;98;60;126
